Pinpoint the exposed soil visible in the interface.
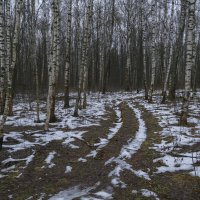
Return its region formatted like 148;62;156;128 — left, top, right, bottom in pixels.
0;98;200;200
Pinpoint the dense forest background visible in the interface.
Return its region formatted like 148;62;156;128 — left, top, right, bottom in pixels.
1;1;200;199
0;0;199;130
9;0;200;92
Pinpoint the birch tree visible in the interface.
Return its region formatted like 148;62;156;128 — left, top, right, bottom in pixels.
180;0;196;125
0;0;23;148
141;0;148;100
45;0;60;130
148;0;157;102
74;0;93;116
99;1;106;92
82;0;93;109
169;0;187;100
6;0;23;116
161;0;175;103
64;0;72;108
124;0;132;92
30;0;40;122
0;0;5;114
161;0;168;85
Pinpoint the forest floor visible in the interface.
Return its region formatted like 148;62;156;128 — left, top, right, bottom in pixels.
0;91;200;200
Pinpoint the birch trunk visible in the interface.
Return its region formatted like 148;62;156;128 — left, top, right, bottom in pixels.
73;0;80;89
74;0;93;116
0;0;5;114
125;0;132;92
148;0;157;102
161;0;175;103
45;0;60;130
141;0;148;100
55;0;60;84
99;2;106;91
6;0;23;116
64;0;72;108
82;0;93;109
191;29;197;95
0;0;23;148
161;0;168;85
73;1;84;117
169;0;187;100
0;0;4;148
31;0;40;122
180;0;196;125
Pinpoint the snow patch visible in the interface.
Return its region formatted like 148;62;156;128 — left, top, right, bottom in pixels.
49;182;100;200
141;189;159;200
86;106;122;159
106;105;148;187
65;166;72;174
45;151;56;168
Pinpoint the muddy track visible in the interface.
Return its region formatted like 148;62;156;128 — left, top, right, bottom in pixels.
114;102;200;200
43;102;138;199
72;102;139;194
1;97;200;200
0;106;116;199
0;101;140;199
112;102;162;199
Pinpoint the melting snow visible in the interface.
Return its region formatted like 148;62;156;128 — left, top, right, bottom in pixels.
106;104;148;187
45;151;56;168
65;166;72;174
86;106;122;159
139;93;200;177
49;182;100;200
141;189;160;200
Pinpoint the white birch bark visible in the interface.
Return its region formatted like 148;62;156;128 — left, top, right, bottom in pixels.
0;0;5;114
169;0;187;100
82;0;93;109
125;0;132;92
64;0;72;108
75;0;81;89
45;0;60;130
74;0;93;116
30;0;40;122
55;0;60;83
180;0;196;125
7;0;23;116
73;0;83;117
148;0;157;102
141;0;148;100
99;2;106;91
191;28;197;95
0;0;23;146
161;0;168;84
161;0;175;103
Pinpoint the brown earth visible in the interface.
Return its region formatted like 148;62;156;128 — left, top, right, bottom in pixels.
0;99;200;200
